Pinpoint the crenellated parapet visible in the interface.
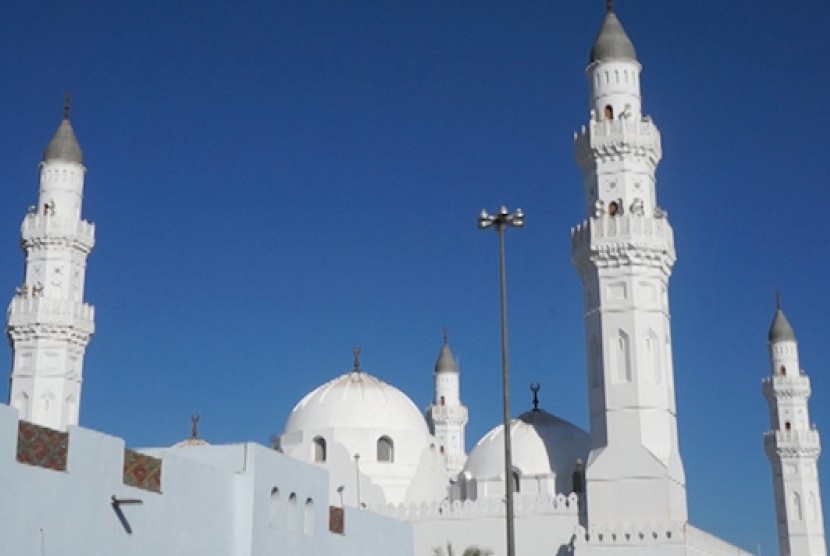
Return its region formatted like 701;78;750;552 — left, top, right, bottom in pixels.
571;214;675;274
572;521;686;547
368;492;579;522
574;117;662;171
764;428;821;458
8;297;95;344
762;374;811;399
427;405;468;425
20;213;95;252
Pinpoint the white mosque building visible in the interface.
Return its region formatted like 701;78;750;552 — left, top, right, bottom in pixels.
1;5;826;556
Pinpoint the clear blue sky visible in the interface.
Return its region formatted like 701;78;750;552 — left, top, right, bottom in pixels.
1;1;828;552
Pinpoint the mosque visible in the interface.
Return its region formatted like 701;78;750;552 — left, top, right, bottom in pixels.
1;5;826;556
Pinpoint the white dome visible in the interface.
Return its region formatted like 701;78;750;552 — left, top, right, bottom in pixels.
464;409;589;480
280;369;448;507
284;370;429;435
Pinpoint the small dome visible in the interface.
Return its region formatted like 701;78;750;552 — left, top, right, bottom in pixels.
464;409;588;480
172;437;210;448
589;10;637;64
284;370;429;436
43;118;83;164
769;309;796;343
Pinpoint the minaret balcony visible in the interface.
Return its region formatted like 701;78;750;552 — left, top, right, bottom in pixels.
764;429;822;458
574;118;662;168
20;214;95;252
571;214;675;271
8;296;95;334
429;404;469;425
762;375;811;399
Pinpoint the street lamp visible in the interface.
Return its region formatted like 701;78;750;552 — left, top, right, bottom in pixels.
477;206;524;556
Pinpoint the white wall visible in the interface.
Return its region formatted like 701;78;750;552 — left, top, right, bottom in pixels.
0;404;412;556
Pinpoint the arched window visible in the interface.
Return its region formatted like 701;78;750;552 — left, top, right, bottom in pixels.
440;395;445;406
377;436;394;462
287;493;298;531
793;492;803;521
303;498;314;536
604;105;614;120
268;487;280;529
511;470;521;494
313;436;326;463
572;469;585;494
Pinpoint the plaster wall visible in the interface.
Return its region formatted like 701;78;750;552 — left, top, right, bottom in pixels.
0;404;413;556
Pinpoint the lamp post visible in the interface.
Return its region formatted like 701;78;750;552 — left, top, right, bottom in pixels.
478;206;524;556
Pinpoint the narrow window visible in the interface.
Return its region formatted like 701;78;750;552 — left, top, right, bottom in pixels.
785;421;792;431
511;470;521;494
793;492;803;521
377;436;394;462
313;436;326;463
572;469;585;494
608;201;619;216
780;365;787;376
440;395;445;406
604;105;614;120
269;487;280;529
303;498;315;535
288;493;298;531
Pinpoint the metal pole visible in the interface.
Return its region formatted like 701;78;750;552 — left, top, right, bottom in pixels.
354;454;361;508
497;222;516;556
478;206;523;556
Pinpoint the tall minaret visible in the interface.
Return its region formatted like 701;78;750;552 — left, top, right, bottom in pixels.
7;101;96;431
763;300;826;556
570;5;687;527
425;331;468;476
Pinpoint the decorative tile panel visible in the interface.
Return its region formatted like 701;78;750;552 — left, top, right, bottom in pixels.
329;506;345;535
123;449;162;493
16;420;68;471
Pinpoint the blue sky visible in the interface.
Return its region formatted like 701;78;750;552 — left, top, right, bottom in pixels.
1;1;829;552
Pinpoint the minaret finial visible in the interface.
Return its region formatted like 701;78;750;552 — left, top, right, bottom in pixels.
352;346;362;372
63;92;71;120
775;290;782;311
530;383;540;411
606;0;614;13
191;414;200;439
443;326;449;346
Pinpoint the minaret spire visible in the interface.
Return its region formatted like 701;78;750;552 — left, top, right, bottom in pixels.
763;301;827;555
426;331;468;476
571;7;686;531
7;104;96;431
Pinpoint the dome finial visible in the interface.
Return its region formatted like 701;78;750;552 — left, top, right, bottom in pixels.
606;0;614;13
530;383;540;411
63;92;71;120
191;414;200;439
775;289;782;311
443;326;449;346
352;346;362;372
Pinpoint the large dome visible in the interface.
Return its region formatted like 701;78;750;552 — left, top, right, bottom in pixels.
280;365;448;508
464;409;589;480
284;370;429;436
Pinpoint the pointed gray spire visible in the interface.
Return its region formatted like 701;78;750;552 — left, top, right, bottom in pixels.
43;95;83;164
589;5;637;64
434;329;458;374
769;294;796;343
